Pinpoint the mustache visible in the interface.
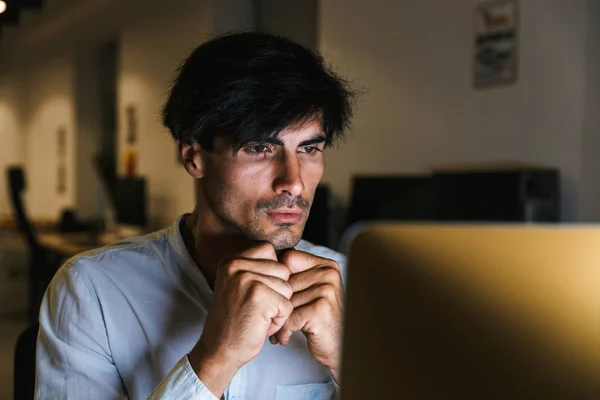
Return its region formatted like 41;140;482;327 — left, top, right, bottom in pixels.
257;196;311;211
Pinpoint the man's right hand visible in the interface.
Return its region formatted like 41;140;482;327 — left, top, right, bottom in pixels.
188;242;294;397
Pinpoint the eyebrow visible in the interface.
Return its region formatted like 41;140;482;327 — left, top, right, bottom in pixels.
264;134;327;147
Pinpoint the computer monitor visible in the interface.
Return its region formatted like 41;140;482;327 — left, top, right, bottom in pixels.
113;177;147;228
303;184;330;247
341;223;600;398
345;175;432;229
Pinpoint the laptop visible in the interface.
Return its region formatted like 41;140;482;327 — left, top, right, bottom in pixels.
341;223;600;398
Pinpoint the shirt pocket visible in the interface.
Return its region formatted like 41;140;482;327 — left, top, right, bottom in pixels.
275;382;335;400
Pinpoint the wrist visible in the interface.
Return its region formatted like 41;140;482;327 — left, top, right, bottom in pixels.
189;339;241;398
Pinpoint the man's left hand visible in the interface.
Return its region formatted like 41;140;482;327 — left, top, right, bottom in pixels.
273;250;344;382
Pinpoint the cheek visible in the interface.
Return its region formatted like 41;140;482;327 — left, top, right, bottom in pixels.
204;163;238;210
209;156;324;215
303;159;325;191
214;166;266;215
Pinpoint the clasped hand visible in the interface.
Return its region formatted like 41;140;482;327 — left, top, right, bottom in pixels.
190;242;343;397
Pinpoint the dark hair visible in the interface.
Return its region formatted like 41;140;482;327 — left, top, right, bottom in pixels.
162;31;356;151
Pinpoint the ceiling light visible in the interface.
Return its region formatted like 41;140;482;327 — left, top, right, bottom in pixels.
0;1;6;15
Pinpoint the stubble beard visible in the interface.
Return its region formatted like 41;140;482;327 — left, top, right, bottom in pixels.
203;181;312;250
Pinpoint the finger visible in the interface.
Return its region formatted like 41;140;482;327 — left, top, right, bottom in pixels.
220;257;291;282
266;290;294;337
290;283;339;308
240;272;293;299
277;328;293;345
285;285;342;346
279;249;339;275
249;281;293;338
288;265;342;293
276;247;295;259
238;241;278;261
277;305;311;346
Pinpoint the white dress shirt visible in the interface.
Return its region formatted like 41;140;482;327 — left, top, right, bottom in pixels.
36;215;345;400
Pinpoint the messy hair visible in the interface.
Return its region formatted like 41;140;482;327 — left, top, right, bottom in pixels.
162;31;357;151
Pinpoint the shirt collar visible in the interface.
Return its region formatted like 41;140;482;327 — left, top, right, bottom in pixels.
166;214;214;303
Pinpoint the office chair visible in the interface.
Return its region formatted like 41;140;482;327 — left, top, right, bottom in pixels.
6;167;61;323
13;323;39;400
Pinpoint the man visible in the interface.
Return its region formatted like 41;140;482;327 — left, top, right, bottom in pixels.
36;32;356;399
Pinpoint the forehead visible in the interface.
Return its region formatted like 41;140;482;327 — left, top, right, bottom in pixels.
275;119;324;143
213;119;325;152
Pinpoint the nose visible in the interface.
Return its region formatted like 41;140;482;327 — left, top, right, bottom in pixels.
272;152;304;198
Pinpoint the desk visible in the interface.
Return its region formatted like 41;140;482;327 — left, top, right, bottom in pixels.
0;215;57;231
38;232;119;259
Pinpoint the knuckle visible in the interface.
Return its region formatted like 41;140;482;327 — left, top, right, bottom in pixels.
328;259;340;271
282;281;294;299
269;303;279;317
321;283;338;300
314;297;331;315
222;258;243;277
278;264;291;281
248;281;268;301
322;266;341;283
323;258;340;271
256;241;276;256
278;250;295;265
236;271;254;286
282;299;294;315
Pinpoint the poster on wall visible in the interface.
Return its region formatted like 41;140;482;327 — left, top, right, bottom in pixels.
57;126;67;195
474;0;518;88
124;105;138;177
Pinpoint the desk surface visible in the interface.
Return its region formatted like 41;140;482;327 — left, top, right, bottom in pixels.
0;215;57;230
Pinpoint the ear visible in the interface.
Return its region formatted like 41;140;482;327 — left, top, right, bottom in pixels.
178;141;204;179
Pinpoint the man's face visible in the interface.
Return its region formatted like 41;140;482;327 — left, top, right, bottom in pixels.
200;119;326;250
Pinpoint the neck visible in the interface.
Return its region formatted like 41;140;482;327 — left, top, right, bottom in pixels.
180;207;253;289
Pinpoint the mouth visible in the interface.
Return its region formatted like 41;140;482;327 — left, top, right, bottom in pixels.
266;208;304;224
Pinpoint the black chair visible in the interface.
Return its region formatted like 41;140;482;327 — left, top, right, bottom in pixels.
6;167;61;323
13;323;39;400
303;184;330;247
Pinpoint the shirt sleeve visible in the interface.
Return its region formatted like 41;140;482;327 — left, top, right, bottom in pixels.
35;262;218;400
148;356;218;400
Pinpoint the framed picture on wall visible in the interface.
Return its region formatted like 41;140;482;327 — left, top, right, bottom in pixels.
474;0;518;88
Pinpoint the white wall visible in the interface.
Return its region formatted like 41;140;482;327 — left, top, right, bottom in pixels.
319;0;590;222
118;0;256;228
2;0;599;228
117;0;257;228
258;0;317;50
24;54;77;219
0;0;255;226
0;68;26;216
118;2;211;228
581;0;600;221
74;46;106;220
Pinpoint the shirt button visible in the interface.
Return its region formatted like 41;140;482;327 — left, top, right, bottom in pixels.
310;390;319;399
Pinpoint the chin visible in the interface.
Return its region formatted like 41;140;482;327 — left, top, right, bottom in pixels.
267;228;303;250
238;216;307;250
250;224;303;250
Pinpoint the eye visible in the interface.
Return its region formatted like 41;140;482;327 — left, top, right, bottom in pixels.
243;144;272;154
300;146;322;154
